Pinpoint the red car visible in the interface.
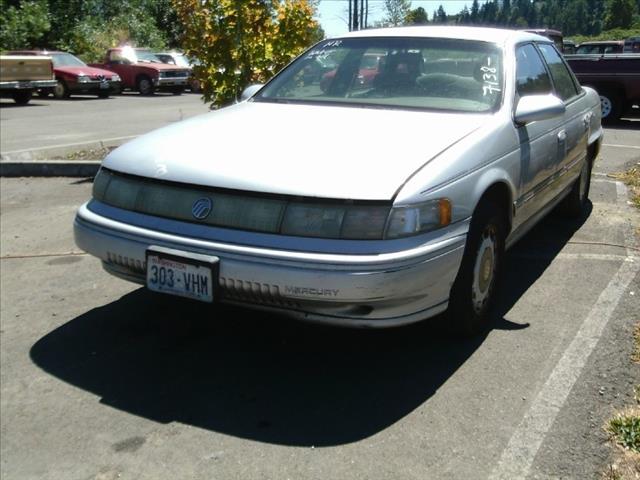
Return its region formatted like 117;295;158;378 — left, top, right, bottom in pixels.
7;50;121;99
90;48;190;95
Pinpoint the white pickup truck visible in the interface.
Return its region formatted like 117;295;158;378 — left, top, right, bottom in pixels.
0;55;57;104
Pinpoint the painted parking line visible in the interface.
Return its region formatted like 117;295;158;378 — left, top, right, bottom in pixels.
603;143;640;150
490;177;639;479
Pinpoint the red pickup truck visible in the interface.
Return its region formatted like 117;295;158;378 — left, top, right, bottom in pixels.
90;47;191;95
565;53;640;121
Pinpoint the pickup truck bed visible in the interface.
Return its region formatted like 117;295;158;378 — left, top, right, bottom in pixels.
0;55;57;104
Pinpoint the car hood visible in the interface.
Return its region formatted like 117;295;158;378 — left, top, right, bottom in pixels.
134;62;190;72
103;102;485;201
55;66;116;77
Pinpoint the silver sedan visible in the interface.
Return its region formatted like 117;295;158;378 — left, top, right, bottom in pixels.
74;26;603;334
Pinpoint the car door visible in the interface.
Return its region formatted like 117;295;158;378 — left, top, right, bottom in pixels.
536;43;589;199
513;43;564;222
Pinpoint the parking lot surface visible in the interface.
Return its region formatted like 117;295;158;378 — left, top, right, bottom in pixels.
0;92;209;153
0;123;639;479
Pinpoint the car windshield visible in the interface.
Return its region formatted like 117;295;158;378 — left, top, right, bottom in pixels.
255;37;503;113
51;53;86;67
135;51;162;63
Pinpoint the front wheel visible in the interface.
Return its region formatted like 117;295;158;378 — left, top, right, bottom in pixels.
448;201;506;336
137;76;154;95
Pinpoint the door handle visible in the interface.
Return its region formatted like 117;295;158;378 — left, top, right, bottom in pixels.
557;130;567;142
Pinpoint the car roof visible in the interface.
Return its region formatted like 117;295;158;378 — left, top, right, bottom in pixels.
334;26;550;45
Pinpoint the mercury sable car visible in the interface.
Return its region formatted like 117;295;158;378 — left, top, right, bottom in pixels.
74;27;603;334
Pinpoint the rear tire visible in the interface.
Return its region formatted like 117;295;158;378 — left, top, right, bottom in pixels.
448;201;506;336
561;157;592;217
599;91;621;123
53;79;70;99
12;90;32;105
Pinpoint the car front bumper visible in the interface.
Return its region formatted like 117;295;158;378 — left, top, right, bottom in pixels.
153;77;189;88
74;202;468;327
70;80;121;94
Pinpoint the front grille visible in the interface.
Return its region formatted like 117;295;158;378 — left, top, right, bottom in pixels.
162;70;188;78
219;276;302;308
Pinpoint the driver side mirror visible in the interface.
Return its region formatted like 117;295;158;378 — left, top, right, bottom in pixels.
514;94;565;125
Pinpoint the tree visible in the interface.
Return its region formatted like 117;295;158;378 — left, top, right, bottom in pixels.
470;0;480;23
604;0;637;29
406;6;428;25
173;0;321;107
0;0;50;50
434;5;447;24
383;0;412;26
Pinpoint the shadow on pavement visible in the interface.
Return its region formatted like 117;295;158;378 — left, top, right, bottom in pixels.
29;204;590;447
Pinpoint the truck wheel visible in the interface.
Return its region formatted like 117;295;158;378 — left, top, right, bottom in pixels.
12;90;32;105
137;76;154;95
447;200;506;336
53;80;70;99
599;91;621;123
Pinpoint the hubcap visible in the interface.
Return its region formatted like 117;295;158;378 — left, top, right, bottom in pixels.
471;226;497;314
600;95;612;118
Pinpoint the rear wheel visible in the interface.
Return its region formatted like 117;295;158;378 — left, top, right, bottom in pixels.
599;91;621;123
12;90;32;105
53;79;69;99
561;157;592;217
448;201;506;336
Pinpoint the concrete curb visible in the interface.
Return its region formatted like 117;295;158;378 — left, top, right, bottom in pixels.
0;161;101;177
0;135;135;177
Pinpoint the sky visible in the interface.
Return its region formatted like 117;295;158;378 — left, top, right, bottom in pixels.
317;0;473;37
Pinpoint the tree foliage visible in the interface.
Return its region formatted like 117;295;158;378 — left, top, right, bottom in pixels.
0;0;50;50
383;0;412;26
406;7;428;25
173;0;322;107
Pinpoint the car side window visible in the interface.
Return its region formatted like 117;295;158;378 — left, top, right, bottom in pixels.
537;43;580;101
515;44;552;96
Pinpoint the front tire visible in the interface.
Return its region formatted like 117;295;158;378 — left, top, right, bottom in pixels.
137;76;154;95
53;79;70;99
448;201;506;336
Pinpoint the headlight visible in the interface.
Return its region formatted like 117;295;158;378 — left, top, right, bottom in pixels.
111;74;121;82
385;199;452;239
77;75;90;83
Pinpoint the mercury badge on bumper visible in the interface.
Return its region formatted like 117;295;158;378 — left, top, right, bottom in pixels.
74;26;603;334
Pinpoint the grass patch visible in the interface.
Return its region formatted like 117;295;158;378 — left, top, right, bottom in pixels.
609;164;640;209
608;408;640;452
50;146;115;161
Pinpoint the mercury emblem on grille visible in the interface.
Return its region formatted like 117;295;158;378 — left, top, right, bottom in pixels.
192;198;213;220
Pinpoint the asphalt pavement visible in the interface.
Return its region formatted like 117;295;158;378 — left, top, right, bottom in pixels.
0;92;209;156
0;123;638;479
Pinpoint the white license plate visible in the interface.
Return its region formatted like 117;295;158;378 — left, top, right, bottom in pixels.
146;247;218;302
